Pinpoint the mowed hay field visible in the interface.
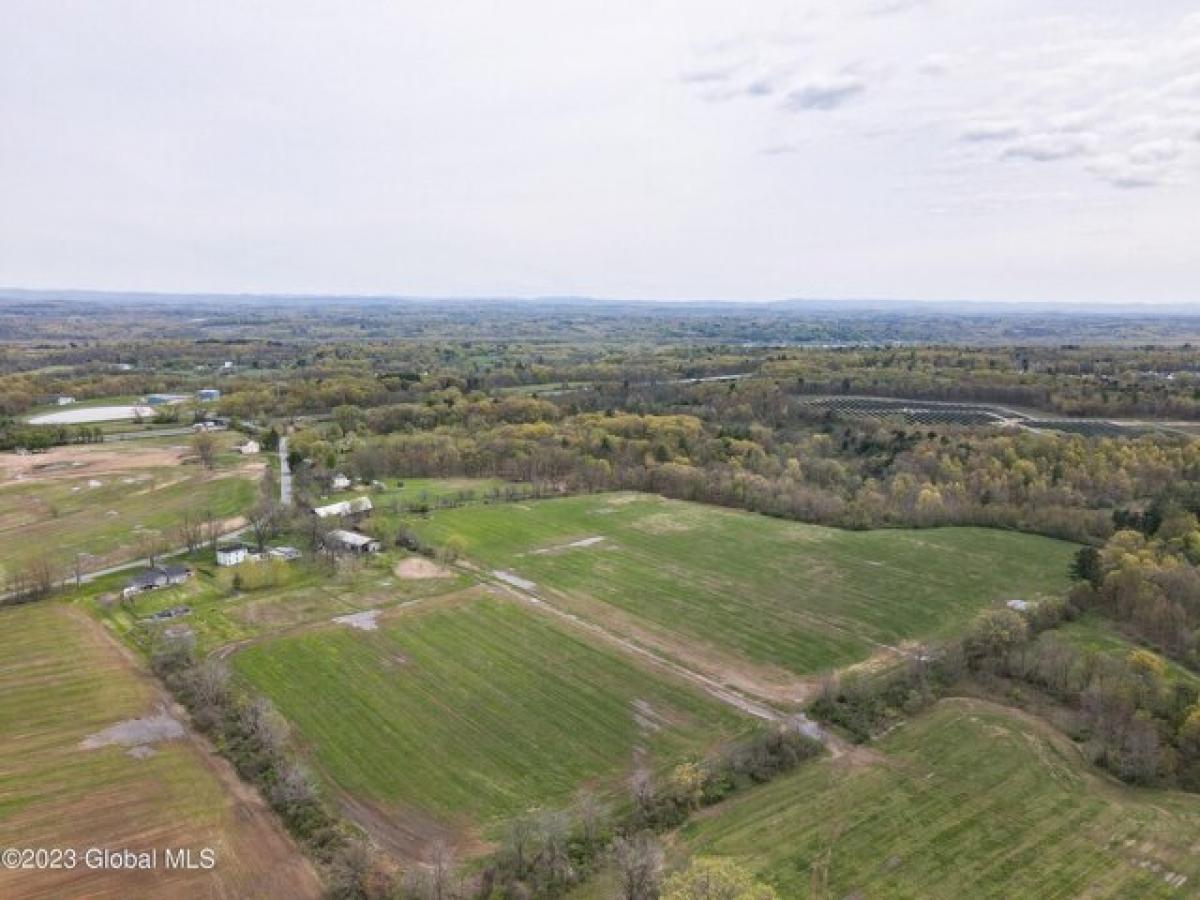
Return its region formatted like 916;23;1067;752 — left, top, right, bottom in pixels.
679;698;1200;899
0;441;258;579
0;602;318;900
233;591;750;842
412;493;1078;679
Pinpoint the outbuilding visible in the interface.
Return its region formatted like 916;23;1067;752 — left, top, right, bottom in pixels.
325;529;381;554
216;543;248;567
312;496;373;519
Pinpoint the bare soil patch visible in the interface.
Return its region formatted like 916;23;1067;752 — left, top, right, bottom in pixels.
529;535;606;555
394;557;452;579
0;443;189;484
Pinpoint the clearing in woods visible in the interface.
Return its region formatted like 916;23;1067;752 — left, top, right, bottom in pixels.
0;602;318;899
0;438;259;580
677;698;1200;899
411;493;1078;684
232;590;752;851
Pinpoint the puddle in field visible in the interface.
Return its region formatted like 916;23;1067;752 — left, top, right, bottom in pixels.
332;609;381;631
81;706;185;758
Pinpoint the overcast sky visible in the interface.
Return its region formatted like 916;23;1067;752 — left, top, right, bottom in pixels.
2;1;1198;303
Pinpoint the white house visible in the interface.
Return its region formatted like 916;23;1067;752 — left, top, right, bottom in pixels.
216;544;248;567
313;496;373;519
56;396;76;406
238;440;261;455
325;529;381;554
331;473;352;490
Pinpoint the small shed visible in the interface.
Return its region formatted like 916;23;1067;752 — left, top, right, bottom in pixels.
331;474;352;491
197;388;221;402
268;546;302;561
238;440;261;455
216;543;248;567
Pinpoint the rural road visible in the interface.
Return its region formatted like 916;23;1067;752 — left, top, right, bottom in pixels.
104;425;227;442
279;436;292;506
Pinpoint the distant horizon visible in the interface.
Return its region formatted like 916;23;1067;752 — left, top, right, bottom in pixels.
1;286;1197;314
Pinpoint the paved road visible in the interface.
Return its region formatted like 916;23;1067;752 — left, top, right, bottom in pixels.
279;436;292;506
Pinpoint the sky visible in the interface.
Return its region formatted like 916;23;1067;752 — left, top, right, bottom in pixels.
1;1;1198;303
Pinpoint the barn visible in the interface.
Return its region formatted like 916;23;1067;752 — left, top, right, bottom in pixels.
325;529;382;554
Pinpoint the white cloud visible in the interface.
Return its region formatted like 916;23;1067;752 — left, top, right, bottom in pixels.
960;120;1024;142
781;75;866;111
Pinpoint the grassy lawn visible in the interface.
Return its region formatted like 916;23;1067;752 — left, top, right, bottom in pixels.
410;493;1078;678
0;602;317;897
233;592;752;829
677;698;1200;899
86;549;471;656
323;476;512;510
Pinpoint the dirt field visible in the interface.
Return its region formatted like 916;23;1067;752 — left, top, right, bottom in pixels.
0;443;190;484
0;603;320;900
394;557;453;579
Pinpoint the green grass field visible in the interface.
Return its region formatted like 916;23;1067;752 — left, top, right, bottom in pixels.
0;602;317;897
411;493;1078;678
233;592;751;829
678;698;1200;899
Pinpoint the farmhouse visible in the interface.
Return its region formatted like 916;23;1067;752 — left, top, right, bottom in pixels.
325;529;381;554
238;439;261;455
216;543;249;566
313;496;373;519
121;564;191;599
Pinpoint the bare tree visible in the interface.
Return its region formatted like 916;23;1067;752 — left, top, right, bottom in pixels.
202;507;222;552
573;788;608;848
613;832;663;900
424;840;458;900
176;509;203;554
630;765;655;823
247;499;281;553
191;431;218;470
135;529;167;567
502;813;538;878
72;552;93;588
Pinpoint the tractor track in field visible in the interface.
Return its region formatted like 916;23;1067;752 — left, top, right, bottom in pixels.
462;561;841;754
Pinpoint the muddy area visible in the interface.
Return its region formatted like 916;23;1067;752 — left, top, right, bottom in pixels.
81;705;185;756
333;609;382;631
